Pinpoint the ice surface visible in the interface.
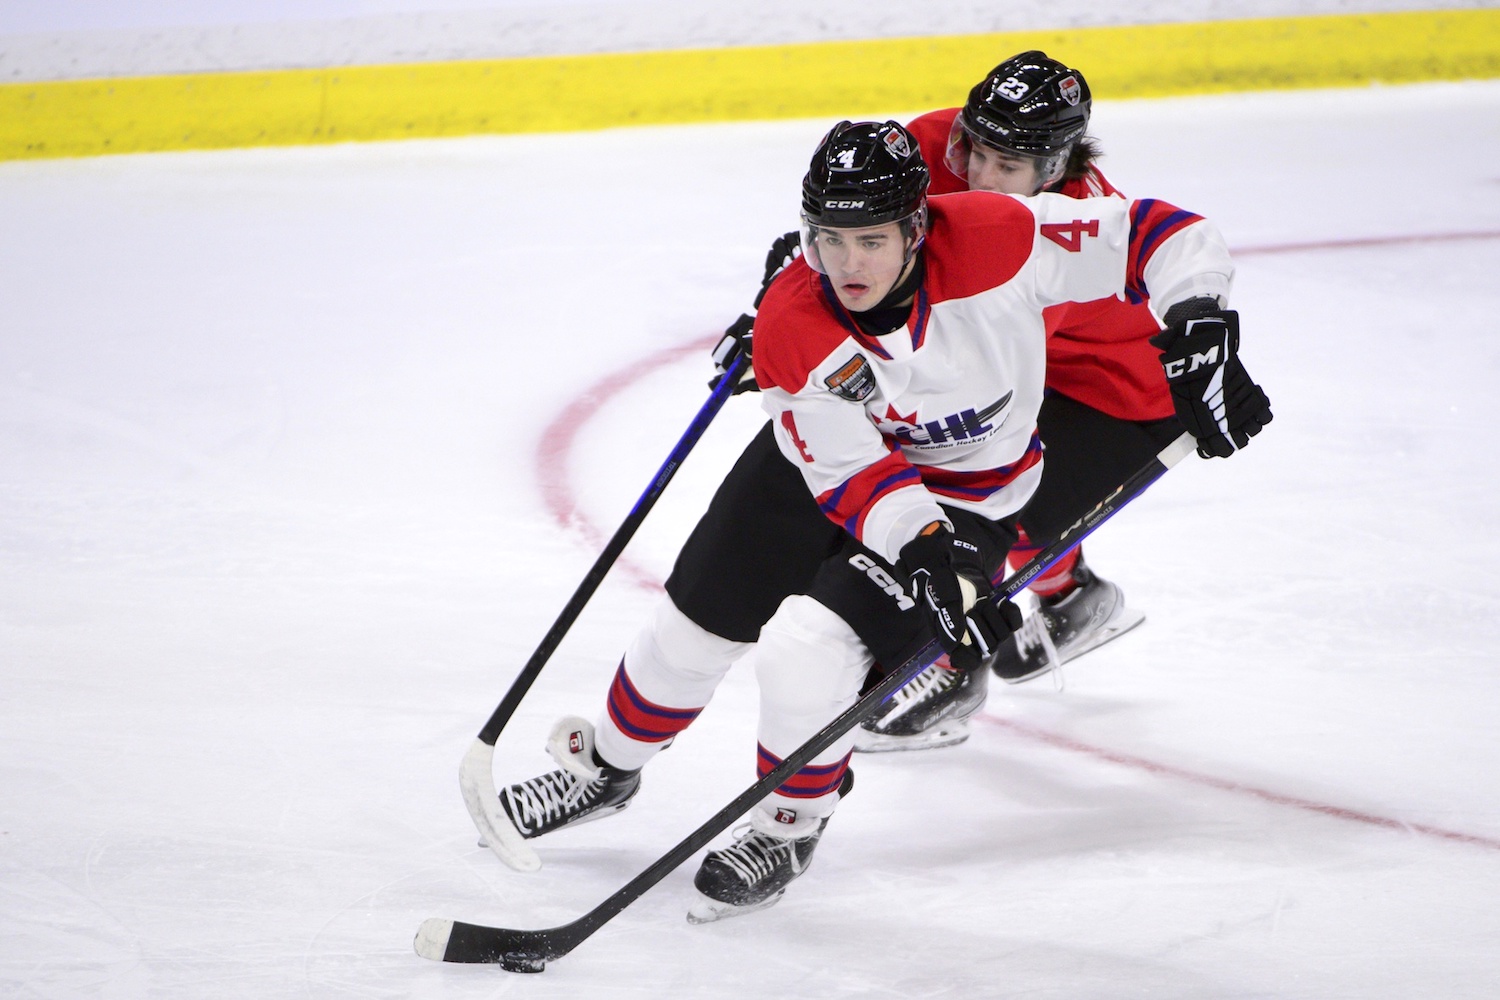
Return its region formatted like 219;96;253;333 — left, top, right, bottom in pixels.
2;81;1499;998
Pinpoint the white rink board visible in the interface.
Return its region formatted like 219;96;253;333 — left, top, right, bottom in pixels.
1;0;1485;80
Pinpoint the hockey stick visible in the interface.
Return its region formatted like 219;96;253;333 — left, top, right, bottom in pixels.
462;352;750;872
418;430;1197;970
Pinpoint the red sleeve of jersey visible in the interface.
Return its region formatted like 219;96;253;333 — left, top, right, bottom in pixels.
1124;199;1204;304
905;108;967;195
751;259;853;396
922;192;1035;302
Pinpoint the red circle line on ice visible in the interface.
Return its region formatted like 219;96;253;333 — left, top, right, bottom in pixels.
532;228;1500;854
534;337;713;593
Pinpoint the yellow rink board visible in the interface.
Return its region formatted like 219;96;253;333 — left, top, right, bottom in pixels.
3;9;1497;160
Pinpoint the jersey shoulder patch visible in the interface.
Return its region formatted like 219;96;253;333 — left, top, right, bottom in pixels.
922;192;1036;303
752;258;855;396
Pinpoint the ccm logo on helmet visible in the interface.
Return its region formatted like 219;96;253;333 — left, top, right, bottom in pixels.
825;199;867;209
848;554;915;611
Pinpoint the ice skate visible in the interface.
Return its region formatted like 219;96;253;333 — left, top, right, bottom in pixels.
853;658;986;753
991;562;1144;683
687;772;852;923
496;716;642;839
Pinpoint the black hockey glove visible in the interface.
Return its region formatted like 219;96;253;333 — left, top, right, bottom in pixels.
897;523;1022;672
1150;298;1273;459
753;230;801;308
709;232;802;395
710;313;758;395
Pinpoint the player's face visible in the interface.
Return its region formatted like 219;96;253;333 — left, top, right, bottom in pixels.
965;143;1043;195
813;222;912;312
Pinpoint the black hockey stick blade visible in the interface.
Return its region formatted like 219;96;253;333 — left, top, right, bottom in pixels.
415;918;557;971
418;431;1196;969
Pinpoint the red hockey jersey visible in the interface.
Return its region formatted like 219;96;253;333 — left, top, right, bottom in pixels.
906;107;1180;421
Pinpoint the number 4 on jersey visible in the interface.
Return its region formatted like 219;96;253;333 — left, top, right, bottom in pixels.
1041;219;1100;252
780;410;814;463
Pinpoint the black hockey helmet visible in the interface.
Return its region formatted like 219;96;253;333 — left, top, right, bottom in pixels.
960;51;1091;155
946;51;1091;188
800;121;929;274
801;120;930;229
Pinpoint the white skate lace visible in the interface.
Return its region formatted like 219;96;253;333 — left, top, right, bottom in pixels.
877;662;957;725
1015;612;1049;655
501;770;596;833
1016;612;1065;691
712;825;798;886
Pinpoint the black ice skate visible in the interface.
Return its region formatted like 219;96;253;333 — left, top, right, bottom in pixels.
853;658;987;753
497;716;641;840
687;771;853;924
990;559;1145;683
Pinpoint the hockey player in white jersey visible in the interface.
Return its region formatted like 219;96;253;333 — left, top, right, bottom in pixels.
492;120;1252;922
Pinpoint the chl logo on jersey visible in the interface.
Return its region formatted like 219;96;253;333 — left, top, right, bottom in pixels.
824;354;876;401
882;391;1013;449
848;554;915;611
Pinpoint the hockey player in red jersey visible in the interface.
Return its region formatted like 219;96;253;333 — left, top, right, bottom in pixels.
852;51;1273;750
489;120;1262;921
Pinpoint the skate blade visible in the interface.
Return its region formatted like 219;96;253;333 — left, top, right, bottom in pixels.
1059;607;1146;664
852;719;971;753
686;889;786;924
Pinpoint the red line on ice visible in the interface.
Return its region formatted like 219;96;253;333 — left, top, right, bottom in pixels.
533;336;714;592
980;714;1500;852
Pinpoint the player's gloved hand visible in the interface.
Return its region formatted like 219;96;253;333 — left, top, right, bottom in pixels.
897;522;1022;671
709;233;801;394
710;313;758;394
753;230;801;308
1150;297;1273;459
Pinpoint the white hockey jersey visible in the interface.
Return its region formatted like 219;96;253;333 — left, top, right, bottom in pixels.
753;189;1232;565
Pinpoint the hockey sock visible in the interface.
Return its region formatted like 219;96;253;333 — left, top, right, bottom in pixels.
602;662;704;749
1009;530;1081;601
754;745;850;837
595;598;748;769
